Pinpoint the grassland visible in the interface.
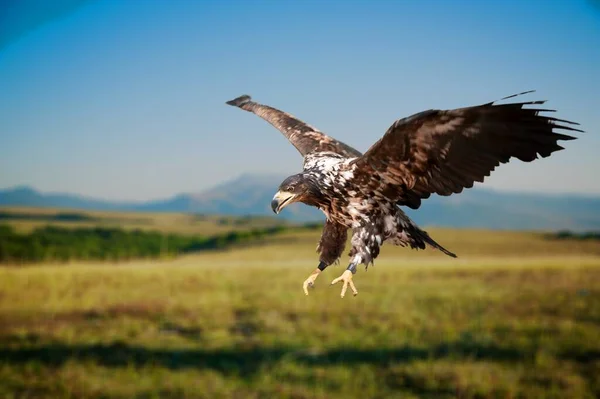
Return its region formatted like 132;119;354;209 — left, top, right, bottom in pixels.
0;207;290;235
0;210;599;398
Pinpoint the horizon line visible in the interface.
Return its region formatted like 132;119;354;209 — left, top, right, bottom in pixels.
2;176;600;204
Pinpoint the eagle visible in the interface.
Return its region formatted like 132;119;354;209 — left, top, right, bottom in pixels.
226;91;581;298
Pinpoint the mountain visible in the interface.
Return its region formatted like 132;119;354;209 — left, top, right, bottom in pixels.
1;175;599;231
0;186;132;210
404;189;600;231
134;174;322;220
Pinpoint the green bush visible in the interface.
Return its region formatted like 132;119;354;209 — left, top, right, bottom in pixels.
0;223;298;265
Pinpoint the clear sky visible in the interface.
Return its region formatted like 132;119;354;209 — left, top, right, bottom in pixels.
1;0;599;201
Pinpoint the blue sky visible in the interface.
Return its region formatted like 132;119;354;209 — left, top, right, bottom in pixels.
1;0;599;201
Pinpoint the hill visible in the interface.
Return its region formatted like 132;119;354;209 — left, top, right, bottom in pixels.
1;175;600;230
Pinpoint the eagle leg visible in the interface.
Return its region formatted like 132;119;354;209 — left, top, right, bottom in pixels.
303;261;328;296
330;262;358;298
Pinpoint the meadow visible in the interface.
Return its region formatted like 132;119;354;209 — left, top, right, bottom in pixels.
0;207;290;235
0;208;599;398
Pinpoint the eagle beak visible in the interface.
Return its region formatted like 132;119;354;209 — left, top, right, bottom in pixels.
271;191;296;214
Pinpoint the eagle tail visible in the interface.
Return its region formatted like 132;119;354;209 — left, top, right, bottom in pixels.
418;230;457;258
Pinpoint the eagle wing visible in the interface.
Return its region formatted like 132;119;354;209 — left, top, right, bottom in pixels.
351;91;583;209
226;95;362;158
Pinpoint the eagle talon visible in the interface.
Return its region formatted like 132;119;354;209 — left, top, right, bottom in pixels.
303;269;321;296
331;270;358;298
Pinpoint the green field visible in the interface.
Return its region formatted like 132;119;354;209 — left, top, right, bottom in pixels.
0;209;599;398
0;207;290;235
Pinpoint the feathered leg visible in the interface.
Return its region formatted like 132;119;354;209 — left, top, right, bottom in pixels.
331;226;381;298
304;221;348;296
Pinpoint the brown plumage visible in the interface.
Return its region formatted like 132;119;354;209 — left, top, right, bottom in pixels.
226;91;582;298
317;221;348;266
226;95;362;157
352;91;581;209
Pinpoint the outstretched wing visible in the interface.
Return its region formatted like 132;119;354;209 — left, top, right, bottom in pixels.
226;95;362;158
351;91;583;209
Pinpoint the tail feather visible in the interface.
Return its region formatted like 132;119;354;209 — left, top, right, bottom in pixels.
397;211;458;258
418;230;457;258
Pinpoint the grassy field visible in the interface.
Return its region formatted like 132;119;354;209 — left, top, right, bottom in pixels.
1;218;599;398
0;207;290;235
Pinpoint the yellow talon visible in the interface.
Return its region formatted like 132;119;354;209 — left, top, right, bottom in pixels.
331;270;358;298
303;269;321;295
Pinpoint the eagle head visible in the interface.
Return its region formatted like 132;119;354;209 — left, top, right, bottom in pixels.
271;173;323;214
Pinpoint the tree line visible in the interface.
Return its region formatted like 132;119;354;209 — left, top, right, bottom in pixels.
546;230;600;241
0;224;291;265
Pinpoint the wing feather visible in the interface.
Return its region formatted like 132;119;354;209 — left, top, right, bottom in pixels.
226;95;362;158
350;92;582;209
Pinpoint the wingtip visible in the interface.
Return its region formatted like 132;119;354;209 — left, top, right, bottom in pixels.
488;90;538;106
500;90;536;101
226;94;252;107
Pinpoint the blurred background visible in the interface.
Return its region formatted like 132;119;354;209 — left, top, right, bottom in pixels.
1;0;599;398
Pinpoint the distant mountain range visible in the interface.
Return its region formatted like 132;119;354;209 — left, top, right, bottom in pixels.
1;174;599;231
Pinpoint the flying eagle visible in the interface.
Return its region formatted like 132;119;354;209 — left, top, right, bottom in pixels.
226;91;581;298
